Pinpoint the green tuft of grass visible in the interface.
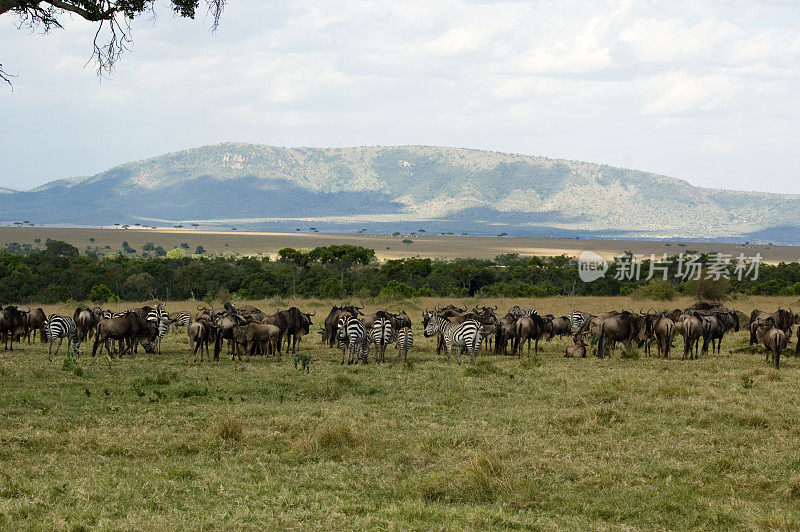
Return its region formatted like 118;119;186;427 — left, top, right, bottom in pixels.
211;416;243;442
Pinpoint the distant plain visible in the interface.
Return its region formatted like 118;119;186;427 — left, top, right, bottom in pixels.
1;226;797;262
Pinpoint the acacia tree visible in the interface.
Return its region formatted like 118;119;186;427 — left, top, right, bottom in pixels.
0;0;225;85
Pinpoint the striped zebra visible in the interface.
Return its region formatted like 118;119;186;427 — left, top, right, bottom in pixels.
423;311;483;365
144;304;171;354
370;317;393;363
169;311;192;332
569;310;591;334
509;305;540;319
44;314;80;358
338;316;369;365
395;327;413;362
142;317;172;355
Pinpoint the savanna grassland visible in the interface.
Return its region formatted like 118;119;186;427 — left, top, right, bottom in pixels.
2;296;800;530
1;226;798;262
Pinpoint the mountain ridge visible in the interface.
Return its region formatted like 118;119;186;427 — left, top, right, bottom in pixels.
2;143;799;243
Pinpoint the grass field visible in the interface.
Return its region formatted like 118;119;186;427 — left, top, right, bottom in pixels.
2;226;799;262
2;295;800;529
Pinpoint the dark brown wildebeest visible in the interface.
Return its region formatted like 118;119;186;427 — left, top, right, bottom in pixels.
213;311;252;360
679;312;704;360
277;307;314;354
391;310;412;338
244;323;282;362
754;316;788;369
513;314;547;357
750;308;794;344
547;315;572;340
0;305;24;351
565;334;586;358
699;309;739;355
596;311;646;358
470;306;498;351
652;313;675;358
25;307;46;343
494;312;517;355
74;307;100;342
187;319;215;362
92;312;156;357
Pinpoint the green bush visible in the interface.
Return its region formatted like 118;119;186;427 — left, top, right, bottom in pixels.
379;280;414;299
631;279;677;301
88;284;117;303
684;278;732;300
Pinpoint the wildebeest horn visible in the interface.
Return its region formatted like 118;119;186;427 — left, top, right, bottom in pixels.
491;305;497;310
308;310;316;316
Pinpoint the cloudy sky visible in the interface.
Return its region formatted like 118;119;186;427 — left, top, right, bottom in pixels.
1;0;799;193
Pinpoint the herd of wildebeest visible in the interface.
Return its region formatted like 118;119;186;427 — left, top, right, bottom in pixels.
0;300;796;369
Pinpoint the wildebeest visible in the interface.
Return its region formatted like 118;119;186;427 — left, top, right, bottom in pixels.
494;312;518;355
25;307;46;343
679;312;704;360
596;311;646;358
213;311;252;360
241;323;282;362
513;314;547;357
699;309;739;355
0;305;24;351
754;316;787;369
546;315;572;339
652;313;675;358
278;307;314;354
74;307;100;342
92;311;156;357
564;334;586;358
750;308;794;344
187;319;215;362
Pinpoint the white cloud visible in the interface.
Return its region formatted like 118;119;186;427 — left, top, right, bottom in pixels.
2;0;800;193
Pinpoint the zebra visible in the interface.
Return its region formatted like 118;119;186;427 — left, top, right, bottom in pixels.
143;317;172;355
370;317;393;363
144;304;170;354
146;304;167;325
44;314;80;358
423;311;483;365
569;310;591;334
169;311;192;332
395;327;413;362
509;306;540;319
338;316;369;365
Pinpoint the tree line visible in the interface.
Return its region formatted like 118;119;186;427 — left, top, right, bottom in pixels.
1;241;799;304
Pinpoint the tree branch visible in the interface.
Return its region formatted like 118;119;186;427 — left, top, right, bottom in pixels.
1;0;226;83
0;63;15;88
45;0;115;21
